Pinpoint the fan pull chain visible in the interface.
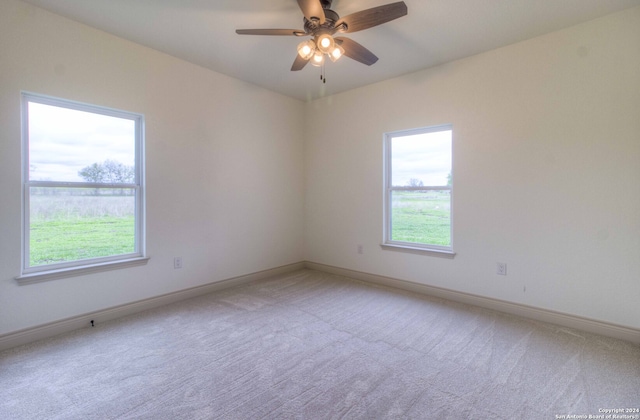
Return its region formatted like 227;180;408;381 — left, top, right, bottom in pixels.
320;62;326;84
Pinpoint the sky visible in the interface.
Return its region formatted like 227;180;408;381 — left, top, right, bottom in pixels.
28;100;449;185
28;102;135;182
391;129;452;186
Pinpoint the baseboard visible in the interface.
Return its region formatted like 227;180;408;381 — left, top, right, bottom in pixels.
304;261;640;344
3;260;637;351
0;262;305;352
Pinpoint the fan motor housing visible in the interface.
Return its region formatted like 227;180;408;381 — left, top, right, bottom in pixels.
320;0;332;8
303;8;339;33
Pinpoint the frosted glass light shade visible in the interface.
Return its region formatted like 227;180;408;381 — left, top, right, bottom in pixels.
316;33;335;54
297;40;316;60
311;50;325;67
329;44;345;62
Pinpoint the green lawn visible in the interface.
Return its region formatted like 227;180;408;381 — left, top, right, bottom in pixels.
391;191;451;246
27;191;449;267
30;216;135;266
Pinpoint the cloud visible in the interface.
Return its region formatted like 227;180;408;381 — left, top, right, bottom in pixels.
28;102;136;182
391;130;452;186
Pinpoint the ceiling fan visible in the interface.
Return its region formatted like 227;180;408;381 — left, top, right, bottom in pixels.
236;0;408;72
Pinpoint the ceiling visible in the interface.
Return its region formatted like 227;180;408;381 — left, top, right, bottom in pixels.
21;0;640;101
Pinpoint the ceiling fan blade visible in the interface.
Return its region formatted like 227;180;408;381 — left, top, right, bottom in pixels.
297;0;326;24
335;37;379;66
236;29;306;36
335;1;407;33
291;54;310;71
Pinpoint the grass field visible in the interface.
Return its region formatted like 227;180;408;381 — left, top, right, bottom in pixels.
28;190;448;267
29;193;135;267
391;191;451;246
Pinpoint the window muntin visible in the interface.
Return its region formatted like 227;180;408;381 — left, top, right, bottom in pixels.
384;125;453;253
21;93;145;275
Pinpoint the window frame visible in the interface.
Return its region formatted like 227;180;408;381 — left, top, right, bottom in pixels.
18;92;147;281
382;124;455;256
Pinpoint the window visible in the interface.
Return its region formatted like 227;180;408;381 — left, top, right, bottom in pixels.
20;92;146;279
383;124;453;255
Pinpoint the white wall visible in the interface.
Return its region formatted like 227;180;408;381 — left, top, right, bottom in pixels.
2;0;638;339
0;0;305;335
304;7;640;329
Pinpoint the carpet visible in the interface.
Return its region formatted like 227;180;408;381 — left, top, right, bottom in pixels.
1;269;638;419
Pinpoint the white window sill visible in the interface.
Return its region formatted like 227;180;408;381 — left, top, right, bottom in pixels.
380;243;456;259
16;257;150;285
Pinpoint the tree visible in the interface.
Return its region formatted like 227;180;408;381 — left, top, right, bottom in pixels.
78;160;135;195
407;178;424;187
78;162;106;183
102;159;134;183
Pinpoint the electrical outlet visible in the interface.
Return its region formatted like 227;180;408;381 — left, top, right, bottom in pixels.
174;257;183;269
496;262;507;276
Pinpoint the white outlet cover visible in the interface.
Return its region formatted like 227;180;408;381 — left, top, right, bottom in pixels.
496;262;507;275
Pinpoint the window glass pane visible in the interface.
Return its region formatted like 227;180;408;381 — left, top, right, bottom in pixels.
22;93;144;276
391;130;452;187
29;187;136;267
391;190;451;247
28;102;135;183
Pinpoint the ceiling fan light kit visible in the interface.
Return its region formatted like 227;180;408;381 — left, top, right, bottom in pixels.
297;31;341;67
236;0;408;75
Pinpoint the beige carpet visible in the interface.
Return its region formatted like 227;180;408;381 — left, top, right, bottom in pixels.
1;269;638;419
